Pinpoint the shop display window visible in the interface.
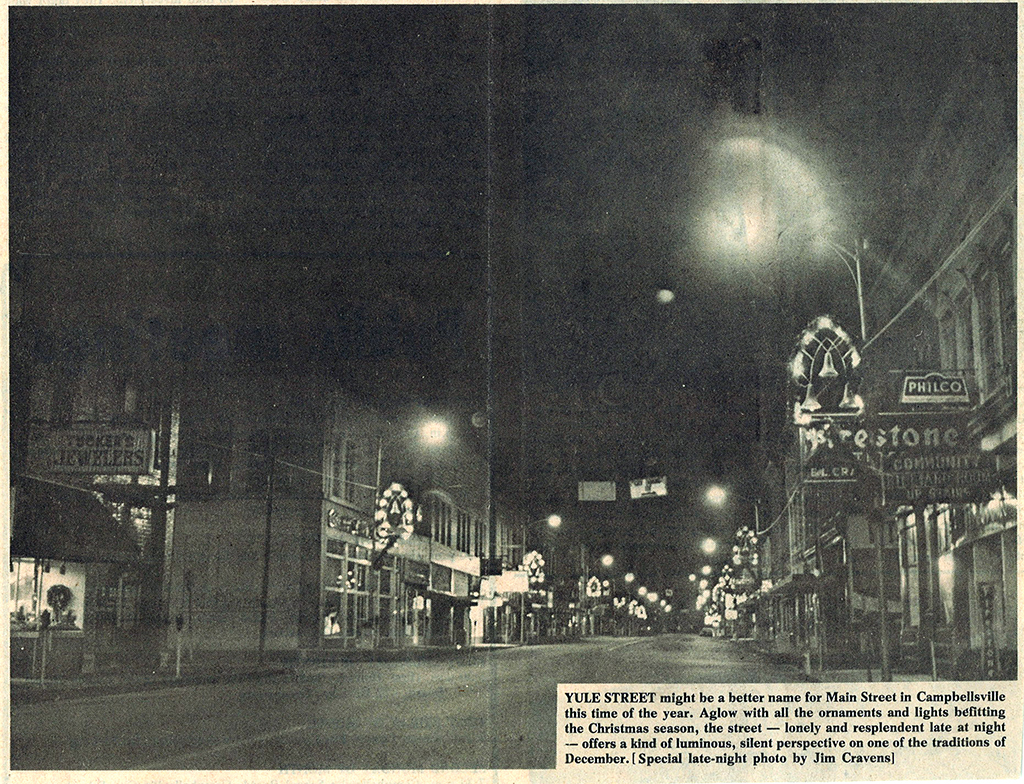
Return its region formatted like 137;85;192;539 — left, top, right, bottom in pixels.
10;558;86;632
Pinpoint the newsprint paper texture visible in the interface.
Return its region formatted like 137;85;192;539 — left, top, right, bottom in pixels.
4;1;1021;784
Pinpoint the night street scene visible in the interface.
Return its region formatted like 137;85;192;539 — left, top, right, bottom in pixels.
8;3;1017;773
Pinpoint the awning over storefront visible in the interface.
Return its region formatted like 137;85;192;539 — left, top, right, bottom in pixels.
12;476;141;563
758;573;822;599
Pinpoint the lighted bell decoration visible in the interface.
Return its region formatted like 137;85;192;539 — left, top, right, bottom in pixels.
801;385;822;411
839;383;859;409
818;350;839;378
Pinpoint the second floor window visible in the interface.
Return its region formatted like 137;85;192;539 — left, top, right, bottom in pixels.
331;439;360;504
975;268;1007;401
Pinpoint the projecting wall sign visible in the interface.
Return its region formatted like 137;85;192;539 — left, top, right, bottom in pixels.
800;412;995;504
27;425;155;475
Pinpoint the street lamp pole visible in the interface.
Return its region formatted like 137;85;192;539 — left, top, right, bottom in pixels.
820;237;868;343
257;429;275;664
810;241;892;680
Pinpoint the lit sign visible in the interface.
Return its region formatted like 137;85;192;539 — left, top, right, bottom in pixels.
374;483;420;542
802;413;994;505
791;315;863;424
900;372;970;405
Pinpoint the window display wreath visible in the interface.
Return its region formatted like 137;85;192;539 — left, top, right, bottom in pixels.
46;584;73;616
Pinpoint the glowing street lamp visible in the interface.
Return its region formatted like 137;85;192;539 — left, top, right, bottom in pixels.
701;538;718;556
546;514;562;529
624;572;636;584
419;419;449;447
600;554;615;569
375;416;451;492
705;486;763;536
706;485;728;507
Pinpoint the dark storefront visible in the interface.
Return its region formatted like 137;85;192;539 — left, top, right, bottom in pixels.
11;477;143;678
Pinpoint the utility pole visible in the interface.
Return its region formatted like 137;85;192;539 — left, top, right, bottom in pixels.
871;457;892;681
258;429;275;664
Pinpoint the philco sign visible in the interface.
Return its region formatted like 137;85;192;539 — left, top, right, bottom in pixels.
900;372;970;405
28;425;155;475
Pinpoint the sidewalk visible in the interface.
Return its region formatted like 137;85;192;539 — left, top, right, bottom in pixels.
809;668;933;683
734;638;931;683
11;659;293;706
11;643;518;706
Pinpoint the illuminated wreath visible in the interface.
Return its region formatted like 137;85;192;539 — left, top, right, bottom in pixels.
373;482;420;542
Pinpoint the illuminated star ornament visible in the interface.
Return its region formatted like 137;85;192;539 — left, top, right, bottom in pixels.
790;315;864;425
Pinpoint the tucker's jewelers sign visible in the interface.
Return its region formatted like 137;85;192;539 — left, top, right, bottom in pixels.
28;425;156;475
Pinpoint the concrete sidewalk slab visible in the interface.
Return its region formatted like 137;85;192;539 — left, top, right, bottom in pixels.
11;664;294;705
10;643;521;705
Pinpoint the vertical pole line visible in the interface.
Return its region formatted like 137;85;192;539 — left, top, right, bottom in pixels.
372;432;385;651
375;433;384;498
875;457;891;681
855;252;867;344
520;515;527;643
485;4;497;578
258;428;275;664
484;0;498;735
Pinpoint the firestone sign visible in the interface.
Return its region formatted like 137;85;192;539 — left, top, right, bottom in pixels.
29;425;155;475
801;413;994;505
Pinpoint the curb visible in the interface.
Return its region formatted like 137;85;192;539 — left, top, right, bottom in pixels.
11;666;295;705
11;645;521;705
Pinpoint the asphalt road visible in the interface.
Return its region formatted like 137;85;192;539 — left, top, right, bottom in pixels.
11;634;805;770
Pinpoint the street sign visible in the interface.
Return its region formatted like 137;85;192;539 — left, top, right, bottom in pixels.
578;481;616;501
629;476;667;499
874;449;996;505
800;421;860;483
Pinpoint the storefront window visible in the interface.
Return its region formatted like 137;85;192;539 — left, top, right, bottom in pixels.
347;563;368;592
935;505;952;553
902;514;920;627
937;553;955;626
322;537;393;645
10;558;88;631
323;589;343;636
378;597;393;640
347;592;369;638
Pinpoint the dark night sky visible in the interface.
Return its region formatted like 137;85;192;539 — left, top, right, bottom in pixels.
10;4;1016;585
